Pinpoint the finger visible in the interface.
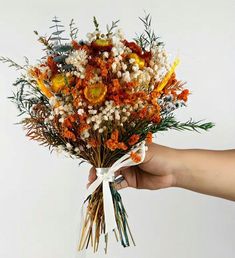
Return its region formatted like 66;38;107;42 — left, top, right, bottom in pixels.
87;167;97;188
114;178;128;190
114;166;129;177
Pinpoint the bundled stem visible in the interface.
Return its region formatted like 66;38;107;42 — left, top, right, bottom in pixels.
78;183;135;253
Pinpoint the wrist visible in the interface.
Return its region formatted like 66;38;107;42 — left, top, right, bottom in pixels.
170;149;191;188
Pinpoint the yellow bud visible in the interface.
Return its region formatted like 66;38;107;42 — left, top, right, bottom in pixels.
128;53;145;69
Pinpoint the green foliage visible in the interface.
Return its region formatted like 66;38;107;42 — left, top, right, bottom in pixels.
34;30;54;53
106;20;120;36
93;16;100;32
69;18;79;40
8;77;48;116
151;114;215;133
49;16;68;46
0;56;26;70
134;13;164;51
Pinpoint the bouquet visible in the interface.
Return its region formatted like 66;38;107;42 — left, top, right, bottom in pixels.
1;14;214;253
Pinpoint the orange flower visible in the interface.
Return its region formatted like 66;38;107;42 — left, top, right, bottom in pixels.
106;139;117;151
84;65;94;81
122;40;142;56
47;56;58;76
146;132;153;144
111;129;119;142
128;134;140;146
63;128;76;141
62;115;77;130
130;151;142;163
178;89;190;102
88;138;99;148
72;40;90;52
105;129;128;151
151;114;161;124
138;107;147;119
84;83;107;104
117;142;128;151
150;90;161;106
112;79;121;91
79;124;90;133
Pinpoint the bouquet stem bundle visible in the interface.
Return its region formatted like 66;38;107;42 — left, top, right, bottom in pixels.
78;184;135;253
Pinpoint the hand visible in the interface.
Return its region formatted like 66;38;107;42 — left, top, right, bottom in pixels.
87;143;180;191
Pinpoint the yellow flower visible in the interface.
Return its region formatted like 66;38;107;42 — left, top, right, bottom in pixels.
91;39;112;51
36;79;53;99
51;74;71;93
84;83;107;104
128;53;145;69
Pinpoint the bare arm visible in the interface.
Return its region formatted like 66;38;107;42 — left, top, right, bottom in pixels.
175;148;235;201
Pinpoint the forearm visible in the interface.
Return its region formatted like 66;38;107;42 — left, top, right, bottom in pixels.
174;148;235;201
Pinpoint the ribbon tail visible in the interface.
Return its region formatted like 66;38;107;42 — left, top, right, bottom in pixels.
102;180;117;234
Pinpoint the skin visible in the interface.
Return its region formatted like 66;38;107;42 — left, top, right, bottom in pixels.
87;143;235;201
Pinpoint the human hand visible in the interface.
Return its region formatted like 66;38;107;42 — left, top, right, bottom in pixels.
87;143;180;191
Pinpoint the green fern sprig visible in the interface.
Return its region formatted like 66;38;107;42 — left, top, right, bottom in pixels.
34;30;54;52
0;56;26;70
151;115;215;133
93;16;100;32
106;20;120;36
69;18;79;40
49;16;68;46
134;13;163;51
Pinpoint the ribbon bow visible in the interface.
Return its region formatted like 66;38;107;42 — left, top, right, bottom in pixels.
83;140;147;234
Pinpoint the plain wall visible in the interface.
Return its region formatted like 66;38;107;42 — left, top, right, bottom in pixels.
0;0;235;258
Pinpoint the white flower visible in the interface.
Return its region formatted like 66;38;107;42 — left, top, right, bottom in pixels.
66;143;73;151
59;117;64;123
122;71;131;82
129;58;135;64
77;109;84;115
103;51;109;58
65;49;88;78
74;147;80;153
117;71;122;78
49;96;57;107
56;145;64;154
132;65;139;72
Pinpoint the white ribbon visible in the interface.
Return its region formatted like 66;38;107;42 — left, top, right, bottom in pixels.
83;140;147;234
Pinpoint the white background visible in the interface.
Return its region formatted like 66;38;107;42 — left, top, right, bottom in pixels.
0;0;235;258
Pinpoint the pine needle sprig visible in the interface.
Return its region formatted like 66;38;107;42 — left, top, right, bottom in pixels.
151;115;215;133
69;18;79;40
134;13;164;51
106;20;120;36
0;56;26;71
93;16;100;32
34;30;54;52
9;77;49;116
